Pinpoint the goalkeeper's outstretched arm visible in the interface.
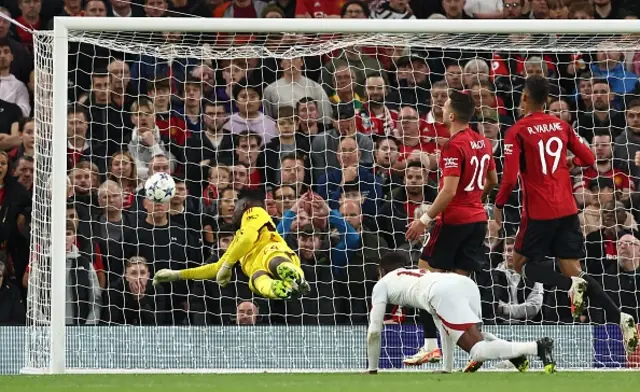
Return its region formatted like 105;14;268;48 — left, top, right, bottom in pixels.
181;226;259;280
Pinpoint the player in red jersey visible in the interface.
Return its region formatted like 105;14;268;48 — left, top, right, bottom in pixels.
403;90;501;367
494;75;638;355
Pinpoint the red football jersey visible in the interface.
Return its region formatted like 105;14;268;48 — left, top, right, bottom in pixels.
495;111;596;220
296;0;341;17
577;166;634;192
438;128;495;225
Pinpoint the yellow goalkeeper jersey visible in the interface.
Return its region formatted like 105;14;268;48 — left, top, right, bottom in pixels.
179;207;298;282
234;207;298;277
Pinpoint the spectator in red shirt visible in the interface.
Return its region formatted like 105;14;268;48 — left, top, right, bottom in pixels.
14;0;45;51
296;0;341;17
575;130;633;204
149;79;189;146
213;0;267;17
422;80;450;156
363;74;398;137
393;106;432;171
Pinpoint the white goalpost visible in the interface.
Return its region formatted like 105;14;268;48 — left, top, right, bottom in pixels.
24;17;640;374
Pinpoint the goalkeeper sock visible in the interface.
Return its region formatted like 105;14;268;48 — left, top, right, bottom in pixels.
252;274;280;299
420;309;439;350
522;262;571;291
582;274;621;324
469;340;537;362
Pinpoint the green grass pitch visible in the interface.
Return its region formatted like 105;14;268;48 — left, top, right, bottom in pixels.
2;373;640;392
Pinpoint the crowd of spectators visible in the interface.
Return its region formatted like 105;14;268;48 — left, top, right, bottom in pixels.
0;0;639;328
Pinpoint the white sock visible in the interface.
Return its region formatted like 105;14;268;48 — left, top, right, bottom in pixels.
469;340;537;362
481;332;499;342
424;338;438;351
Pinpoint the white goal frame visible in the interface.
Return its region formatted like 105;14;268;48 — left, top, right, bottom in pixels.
34;17;640;375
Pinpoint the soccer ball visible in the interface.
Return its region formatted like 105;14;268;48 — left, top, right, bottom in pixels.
144;172;176;204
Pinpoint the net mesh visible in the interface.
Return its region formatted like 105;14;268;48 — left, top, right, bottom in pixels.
25;28;640;371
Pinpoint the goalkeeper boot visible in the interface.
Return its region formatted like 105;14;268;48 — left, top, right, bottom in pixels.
271;280;293;299
403;347;442;366
509;355;529;373
276;263;310;297
620;312;639;354
568;276;587;319
536;337;556;374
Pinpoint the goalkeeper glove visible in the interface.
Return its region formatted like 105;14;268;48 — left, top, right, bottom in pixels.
216;263;233;287
153;269;181;285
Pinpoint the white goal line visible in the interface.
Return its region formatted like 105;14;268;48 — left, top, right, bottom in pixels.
20;368;639;375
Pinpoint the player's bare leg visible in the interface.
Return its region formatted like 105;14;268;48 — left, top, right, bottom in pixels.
268;256;310;296
251;270;293;299
457;325;556;374
404;259;442;366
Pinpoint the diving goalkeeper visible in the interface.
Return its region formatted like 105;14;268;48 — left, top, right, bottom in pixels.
153;191;310;299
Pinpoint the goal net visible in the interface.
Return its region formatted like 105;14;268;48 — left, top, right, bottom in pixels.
25;18;640;373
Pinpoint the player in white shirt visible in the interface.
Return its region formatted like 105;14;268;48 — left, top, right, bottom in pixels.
366;253;556;374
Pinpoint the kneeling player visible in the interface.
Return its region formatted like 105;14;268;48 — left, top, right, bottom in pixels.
366;253;556;374
154;190;309;299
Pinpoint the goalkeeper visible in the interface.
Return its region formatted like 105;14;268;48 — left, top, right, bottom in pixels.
153;190;309;299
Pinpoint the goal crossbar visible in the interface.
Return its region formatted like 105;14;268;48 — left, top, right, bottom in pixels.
52;17;640;34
